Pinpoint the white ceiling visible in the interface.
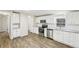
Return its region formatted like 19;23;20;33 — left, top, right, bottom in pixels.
16;10;70;16
0;10;77;16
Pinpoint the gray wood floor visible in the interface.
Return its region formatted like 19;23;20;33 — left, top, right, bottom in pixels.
0;32;71;48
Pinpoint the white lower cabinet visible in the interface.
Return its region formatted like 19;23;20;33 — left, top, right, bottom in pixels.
72;34;79;47
53;30;64;43
63;32;79;47
63;32;76;47
53;30;79;47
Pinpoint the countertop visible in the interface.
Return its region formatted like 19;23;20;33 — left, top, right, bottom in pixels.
47;28;79;34
34;25;79;34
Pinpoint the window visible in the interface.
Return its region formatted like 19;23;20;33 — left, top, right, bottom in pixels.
56;18;65;27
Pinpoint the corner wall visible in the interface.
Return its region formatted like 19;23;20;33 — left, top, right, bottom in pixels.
0;15;8;32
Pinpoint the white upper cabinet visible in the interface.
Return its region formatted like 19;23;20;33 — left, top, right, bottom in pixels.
66;12;79;24
35;15;54;24
66;12;79;31
46;15;54;23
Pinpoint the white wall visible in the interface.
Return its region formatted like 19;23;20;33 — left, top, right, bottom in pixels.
0;15;8;32
20;13;28;36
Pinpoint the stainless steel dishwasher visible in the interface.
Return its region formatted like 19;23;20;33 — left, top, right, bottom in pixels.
47;29;53;39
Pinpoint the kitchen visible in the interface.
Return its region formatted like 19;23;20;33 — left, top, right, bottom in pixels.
32;10;79;48
0;1;79;59
0;10;79;48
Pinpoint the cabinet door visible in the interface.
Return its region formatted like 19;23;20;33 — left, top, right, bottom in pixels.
63;32;76;47
66;13;79;31
66;12;79;24
72;12;79;24
53;30;64;42
72;33;79;47
35;17;46;23
53;30;77;47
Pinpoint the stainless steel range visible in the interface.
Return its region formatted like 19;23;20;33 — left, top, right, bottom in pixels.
39;24;48;36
